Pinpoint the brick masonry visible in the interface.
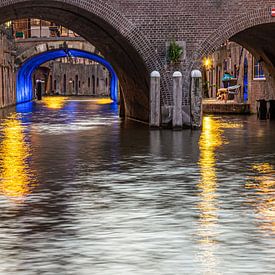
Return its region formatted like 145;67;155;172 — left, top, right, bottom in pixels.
0;27;16;108
49;61;110;96
0;0;275;123
204;42;274;113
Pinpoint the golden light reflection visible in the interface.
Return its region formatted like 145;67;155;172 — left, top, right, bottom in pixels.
198;117;223;233
43;96;68;109
94;98;114;105
196;116;226;273
246;163;275;235
0;114;36;202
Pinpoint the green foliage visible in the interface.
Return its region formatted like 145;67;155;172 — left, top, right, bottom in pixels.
168;40;183;64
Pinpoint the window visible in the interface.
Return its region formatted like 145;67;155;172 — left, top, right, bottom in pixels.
253;59;265;80
223;60;228;71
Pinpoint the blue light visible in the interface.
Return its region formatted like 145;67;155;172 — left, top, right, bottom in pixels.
16;49;118;104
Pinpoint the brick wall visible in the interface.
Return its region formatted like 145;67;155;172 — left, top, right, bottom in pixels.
1;0;275;122
49;61;110;96
204;42;273;113
0;28;16;108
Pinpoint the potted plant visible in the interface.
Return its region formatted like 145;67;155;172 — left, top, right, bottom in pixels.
168;40;183;64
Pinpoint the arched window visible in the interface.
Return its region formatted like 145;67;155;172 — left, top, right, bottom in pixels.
253;58;265;80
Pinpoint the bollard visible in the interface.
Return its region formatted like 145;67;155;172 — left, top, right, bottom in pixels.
173;71;183;129
190;70;203;129
150;71;161;128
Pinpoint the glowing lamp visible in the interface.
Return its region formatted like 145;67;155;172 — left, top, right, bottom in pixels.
203;57;212;69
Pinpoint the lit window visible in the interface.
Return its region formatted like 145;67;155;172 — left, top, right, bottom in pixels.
253;59;265;80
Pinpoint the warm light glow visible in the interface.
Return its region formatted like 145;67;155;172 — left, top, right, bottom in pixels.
196;116;225;272
203;57;212;69
246;163;275;235
94;98;114;105
198;117;243;232
0;114;36;201
198;117;224;230
5;21;12;28
43;96;68;109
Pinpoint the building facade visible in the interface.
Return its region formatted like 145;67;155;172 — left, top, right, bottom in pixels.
44;58;110;96
204;42;273;113
12;19;111;99
11;19;79;39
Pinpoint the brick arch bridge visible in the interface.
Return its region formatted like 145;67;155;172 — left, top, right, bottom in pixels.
1;1;275;126
192;5;275;69
15;39;97;65
0;0;168;122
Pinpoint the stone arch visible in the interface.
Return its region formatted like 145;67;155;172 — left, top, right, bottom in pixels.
15;41;97;65
0;0;170;122
191;6;275;68
16;49;119;103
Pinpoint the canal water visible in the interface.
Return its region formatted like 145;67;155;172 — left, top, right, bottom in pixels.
0;97;274;275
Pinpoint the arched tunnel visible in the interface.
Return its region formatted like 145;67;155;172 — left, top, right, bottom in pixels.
17;49;119;104
0;0;156;122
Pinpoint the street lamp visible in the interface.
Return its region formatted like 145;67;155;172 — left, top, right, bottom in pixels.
203;57;212;70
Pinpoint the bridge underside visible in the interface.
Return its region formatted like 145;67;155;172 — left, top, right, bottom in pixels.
231;23;275;92
0;1;150;122
17;49;118;104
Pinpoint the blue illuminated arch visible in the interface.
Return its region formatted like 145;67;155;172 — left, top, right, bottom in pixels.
16;49;118;104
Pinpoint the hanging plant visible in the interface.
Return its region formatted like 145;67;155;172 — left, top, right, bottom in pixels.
168;40;183;64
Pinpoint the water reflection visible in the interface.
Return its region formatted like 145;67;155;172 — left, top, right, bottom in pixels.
43;96;68;109
93;98;114;105
197;117;244;272
197;117;224;272
0;114;36;201
0;102;274;274
246;163;275;235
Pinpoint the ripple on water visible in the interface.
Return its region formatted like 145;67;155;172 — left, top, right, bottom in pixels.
0;100;274;274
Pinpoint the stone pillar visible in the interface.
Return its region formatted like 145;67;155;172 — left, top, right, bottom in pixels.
173;71;183;129
190;70;203;129
150;71;161;128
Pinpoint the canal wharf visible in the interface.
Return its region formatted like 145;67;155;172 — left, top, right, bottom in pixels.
203;99;250;114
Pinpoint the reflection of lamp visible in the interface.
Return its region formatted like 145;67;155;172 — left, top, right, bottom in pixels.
69;78;73;84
